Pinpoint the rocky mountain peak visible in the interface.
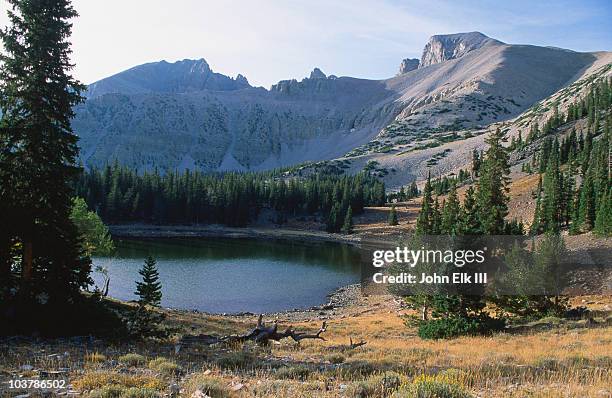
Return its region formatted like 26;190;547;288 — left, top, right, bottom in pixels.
185;58;211;73
398;58;419;75
419;32;502;68
309;67;327;79
86;58;250;98
235;73;249;86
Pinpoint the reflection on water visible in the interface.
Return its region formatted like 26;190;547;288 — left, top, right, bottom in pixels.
93;238;361;313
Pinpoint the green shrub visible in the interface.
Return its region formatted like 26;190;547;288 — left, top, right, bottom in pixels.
118;353;146;366
275;365;310;381
392;374;472;398
397;380;473;398
120;388;161;398
148;357;180;376
418;316;505;339
90;385;126;398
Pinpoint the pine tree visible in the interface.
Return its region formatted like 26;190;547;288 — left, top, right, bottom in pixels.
135;256;162;307
408;181;419;198
531;186;543;235
594;187;611;236
326;202;340;233
388;205;399;226
431;198;442;235
416;173;434;234
398;186;406;202
577;167;596;231
441;183;461;235
592;125;610;204
540;140;562;233
460;186;479;234
476;128;510;234
562;171;575;227
342;207;354;234
569;188;582;235
0;0;90;302
471;149;481;177
581;130;593;177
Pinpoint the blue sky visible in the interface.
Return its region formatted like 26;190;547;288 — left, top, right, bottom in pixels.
1;0;610;87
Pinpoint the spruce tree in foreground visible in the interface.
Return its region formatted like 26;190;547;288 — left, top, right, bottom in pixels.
388;205;399;226
0;0;90;303
135;256;162;307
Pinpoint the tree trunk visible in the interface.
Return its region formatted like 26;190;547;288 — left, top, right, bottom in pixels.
421;304;428;321
102;277;110;297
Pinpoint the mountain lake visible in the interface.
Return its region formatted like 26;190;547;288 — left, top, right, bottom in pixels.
92;237;362;313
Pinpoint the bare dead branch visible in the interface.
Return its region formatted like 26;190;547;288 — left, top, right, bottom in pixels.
177;315;328;349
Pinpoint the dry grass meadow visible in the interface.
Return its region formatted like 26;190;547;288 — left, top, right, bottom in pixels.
2;293;611;398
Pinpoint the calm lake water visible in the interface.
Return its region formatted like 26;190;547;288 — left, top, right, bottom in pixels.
92;238;362;313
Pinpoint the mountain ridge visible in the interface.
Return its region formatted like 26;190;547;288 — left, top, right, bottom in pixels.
73;32;610;175
85;58;251;98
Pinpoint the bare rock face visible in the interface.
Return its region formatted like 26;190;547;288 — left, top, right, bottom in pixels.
398;58;419;75
419;32;502;68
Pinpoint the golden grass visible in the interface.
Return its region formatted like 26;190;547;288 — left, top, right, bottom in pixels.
72;371;166;392
2;296;611;397
255;306;612;397
85;352;107;363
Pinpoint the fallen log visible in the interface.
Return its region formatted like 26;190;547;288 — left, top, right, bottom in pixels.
176;315;327;352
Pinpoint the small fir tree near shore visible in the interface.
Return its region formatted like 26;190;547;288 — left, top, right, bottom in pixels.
129;256;166;338
135;256;162;307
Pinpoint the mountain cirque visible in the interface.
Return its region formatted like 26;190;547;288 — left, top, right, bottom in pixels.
73;32;610;186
